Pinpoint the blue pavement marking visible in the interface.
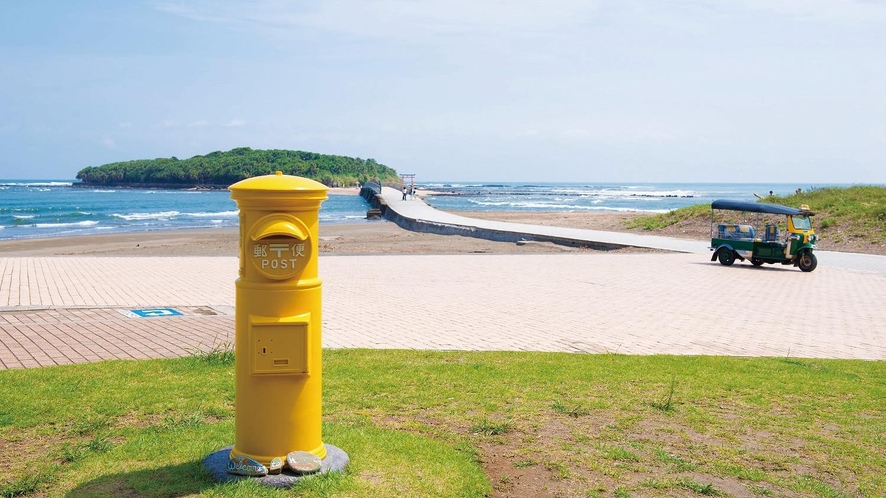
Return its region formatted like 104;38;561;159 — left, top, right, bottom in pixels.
121;308;183;318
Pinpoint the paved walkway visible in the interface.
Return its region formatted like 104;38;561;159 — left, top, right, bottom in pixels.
381;187;705;254
3;196;886;369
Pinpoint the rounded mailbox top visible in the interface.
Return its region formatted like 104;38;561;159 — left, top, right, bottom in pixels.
229;171;329;194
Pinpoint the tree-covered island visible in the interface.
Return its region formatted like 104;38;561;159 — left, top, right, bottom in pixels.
75;147;400;188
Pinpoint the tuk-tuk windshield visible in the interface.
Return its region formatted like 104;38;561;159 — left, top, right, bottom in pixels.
792;216;812;230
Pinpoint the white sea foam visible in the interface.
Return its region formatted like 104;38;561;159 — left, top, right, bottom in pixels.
13;215;36;219
113;211;180;221
465;198;668;212
472;200;603;210
35;220;100;228
0;181;73;187
426;183;485;188
572;191;691;201
625;190;695;198
185;210;239;218
550;188;599;195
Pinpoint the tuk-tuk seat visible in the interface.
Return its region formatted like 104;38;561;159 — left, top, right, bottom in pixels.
717;224;755;240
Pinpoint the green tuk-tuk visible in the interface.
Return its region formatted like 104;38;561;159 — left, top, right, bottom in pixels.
709;199;818;272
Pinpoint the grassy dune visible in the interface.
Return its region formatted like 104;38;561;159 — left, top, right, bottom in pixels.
627;185;886;251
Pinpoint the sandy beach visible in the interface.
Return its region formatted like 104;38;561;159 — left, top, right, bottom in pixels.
0;211;658;257
3;209;882;257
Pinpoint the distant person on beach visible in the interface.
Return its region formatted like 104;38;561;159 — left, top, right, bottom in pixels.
402;186;407;200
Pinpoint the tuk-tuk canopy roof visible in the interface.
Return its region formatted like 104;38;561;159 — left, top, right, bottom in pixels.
711;199;813;216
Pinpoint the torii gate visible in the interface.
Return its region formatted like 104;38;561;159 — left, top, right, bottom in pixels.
399;174;415;194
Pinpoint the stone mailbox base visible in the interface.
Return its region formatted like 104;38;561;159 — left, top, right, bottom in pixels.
203;445;349;488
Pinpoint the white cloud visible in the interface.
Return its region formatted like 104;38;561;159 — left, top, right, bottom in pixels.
225;119;245;127
117;122;132;129
101;137;117;149
161;120;179;128
189;120;209;127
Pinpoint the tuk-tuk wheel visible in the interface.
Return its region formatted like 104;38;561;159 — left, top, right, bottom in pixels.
798;252;818;272
717;249;735;266
751;258;764;267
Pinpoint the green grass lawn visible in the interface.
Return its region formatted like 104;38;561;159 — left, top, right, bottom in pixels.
2;350;884;497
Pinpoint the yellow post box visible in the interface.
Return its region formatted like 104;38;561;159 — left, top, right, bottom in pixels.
228;171;328;472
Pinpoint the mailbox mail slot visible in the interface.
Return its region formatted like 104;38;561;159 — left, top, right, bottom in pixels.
248;215;313;280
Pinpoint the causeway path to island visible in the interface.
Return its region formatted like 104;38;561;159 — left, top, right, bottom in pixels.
2;190;886;369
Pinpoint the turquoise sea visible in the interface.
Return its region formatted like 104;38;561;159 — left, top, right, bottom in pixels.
1;180;843;241
0;181;371;241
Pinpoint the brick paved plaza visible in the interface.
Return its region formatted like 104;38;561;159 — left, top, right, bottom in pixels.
2;251;884;370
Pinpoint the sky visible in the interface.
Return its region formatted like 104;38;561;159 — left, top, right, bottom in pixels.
1;1;885;183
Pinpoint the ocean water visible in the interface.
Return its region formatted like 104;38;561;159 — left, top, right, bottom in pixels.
2;180;842;241
420;182;833;213
0;180;372;241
